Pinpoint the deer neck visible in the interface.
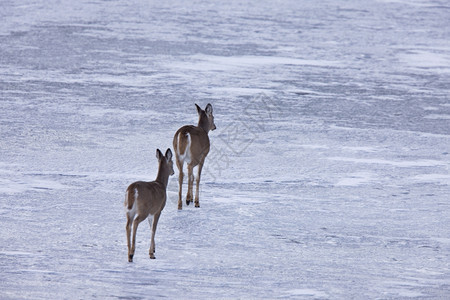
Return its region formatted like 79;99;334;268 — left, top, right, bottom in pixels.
198;114;210;133
155;162;170;187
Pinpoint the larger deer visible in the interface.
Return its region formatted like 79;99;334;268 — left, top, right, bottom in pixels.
173;103;216;210
124;148;174;262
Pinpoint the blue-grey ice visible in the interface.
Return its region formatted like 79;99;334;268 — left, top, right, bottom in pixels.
1;0;449;298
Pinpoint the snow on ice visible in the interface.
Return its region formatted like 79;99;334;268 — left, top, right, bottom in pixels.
1;0;449;299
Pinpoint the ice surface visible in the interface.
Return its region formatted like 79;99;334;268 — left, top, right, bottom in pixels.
1;0;449;299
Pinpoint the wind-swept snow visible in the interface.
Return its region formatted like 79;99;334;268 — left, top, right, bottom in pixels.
1;0;449;298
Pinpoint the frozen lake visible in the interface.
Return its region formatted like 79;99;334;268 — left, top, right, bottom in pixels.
1;0;449;298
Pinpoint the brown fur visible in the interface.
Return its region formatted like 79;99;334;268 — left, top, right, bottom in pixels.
173;104;216;209
124;149;174;262
125;185;136;210
126;181;166;215
174;128;190;159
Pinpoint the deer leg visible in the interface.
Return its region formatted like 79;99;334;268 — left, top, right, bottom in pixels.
186;164;194;205
126;213;133;262
176;158;184;210
149;212;161;259
195;159;205;208
147;215;154;257
129;215;144;262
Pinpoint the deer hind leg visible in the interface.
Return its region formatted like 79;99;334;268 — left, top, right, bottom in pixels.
126;213;133;262
125;196;137;262
149;212;161;259
195;158;206;208
129;215;145;262
176;158;184;210
186;164;194;206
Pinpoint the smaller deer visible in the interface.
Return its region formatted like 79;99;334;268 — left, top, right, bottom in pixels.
173;103;216;210
125;148;174;262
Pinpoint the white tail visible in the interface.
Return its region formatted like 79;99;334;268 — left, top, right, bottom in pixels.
177;132;191;162
173;103;216;210
124;148;174;262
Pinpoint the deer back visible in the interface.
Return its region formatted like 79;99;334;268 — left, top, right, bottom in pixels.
174;125;210;165
126;181;167;216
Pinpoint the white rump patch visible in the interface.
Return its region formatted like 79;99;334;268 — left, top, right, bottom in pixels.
177;132;192;164
125;188;138;219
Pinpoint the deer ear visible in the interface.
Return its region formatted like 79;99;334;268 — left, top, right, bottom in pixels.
165;148;172;160
156;149;163;160
205;103;213;115
195;103;202;114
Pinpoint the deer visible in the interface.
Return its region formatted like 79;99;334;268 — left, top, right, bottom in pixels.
173;103;216;210
124;148;174;262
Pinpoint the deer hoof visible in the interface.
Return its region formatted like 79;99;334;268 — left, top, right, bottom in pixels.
150;254;156;259
195;203;200;208
128;255;134;262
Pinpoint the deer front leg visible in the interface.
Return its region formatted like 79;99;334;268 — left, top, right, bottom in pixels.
195;159;205;208
186;164;194;206
149;213;161;259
